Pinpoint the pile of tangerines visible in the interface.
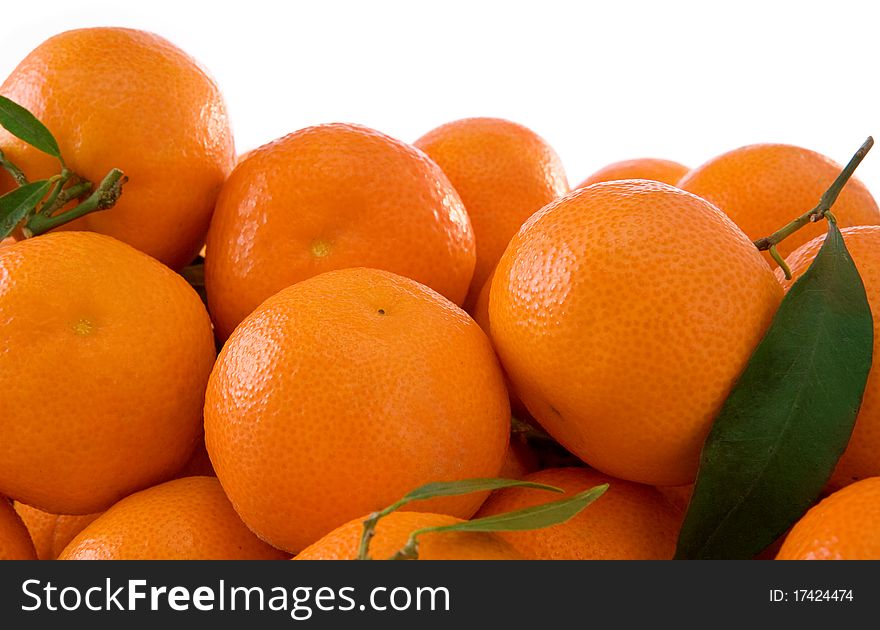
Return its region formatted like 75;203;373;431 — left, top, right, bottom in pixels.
1;27;879;561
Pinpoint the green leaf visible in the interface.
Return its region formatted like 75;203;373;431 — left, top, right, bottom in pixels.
397;478;563;503
388;484;609;558
388;484;608;559
0;179;51;239
676;221;874;559
0;95;62;160
357;478;565;559
425;484;608;534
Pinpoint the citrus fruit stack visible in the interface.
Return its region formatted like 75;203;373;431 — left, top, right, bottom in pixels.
205;123;476;339
2;26;880;561
414;117;568;310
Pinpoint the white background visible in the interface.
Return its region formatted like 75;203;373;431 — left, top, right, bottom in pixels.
2;0;878;192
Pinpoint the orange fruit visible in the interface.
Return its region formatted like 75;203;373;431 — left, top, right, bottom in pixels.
205;123;475;339
576;158;689;188
0;232;216;514
471;266;496;334
776;477;880;560
490;181;782;486
295;511;521;560
205;267;510;553
656;485;694;513
472;268;531;419
173;436;216;479
13;503;101;560
415;117;567;310
0;498;36;560
59;477;288;560
498;438;540;480
0;27;234;270
779;226;880;490
678;144;880;262
476;467;680;559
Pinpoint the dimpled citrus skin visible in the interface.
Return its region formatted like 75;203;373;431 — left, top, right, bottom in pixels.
415;118;568;311
14;502;101;560
490;181;783;486
59;477;288;560
205;268;510;553
205;123;475;339
0;232;216;514
295;511;521;560
576;158;689;188
776;477;880;560
472;268;531;419
477;468;680;559
779;226;880;490
0;498;36;560
0;28;234;270
678;144;880;261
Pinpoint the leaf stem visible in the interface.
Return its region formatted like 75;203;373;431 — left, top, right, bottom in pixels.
753;137;873;256
0;149;28;186
388;532;422;560
24;168;126;236
37;169;71;216
768;246;792;280
356;501;406;560
39;180;93;217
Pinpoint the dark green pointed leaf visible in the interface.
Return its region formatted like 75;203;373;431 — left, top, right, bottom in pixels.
421;485;608;536
0;95;62;160
676;221;874;559
0;179;51;239
399;478;563;504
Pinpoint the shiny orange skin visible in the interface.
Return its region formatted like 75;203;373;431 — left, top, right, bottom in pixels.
490;181;783;486
777;477;880;560
576;158;689;188
295;511;521;560
678;144;880;262
0;498;36;560
472;266;495;334
0;232;216;514
476;468;680;559
779;226;880;490
205;268;510;553
472;268;530;419
59;477;288;560
205;123;475;339
13;503;100;560
0;28;234;270
415;117;568;310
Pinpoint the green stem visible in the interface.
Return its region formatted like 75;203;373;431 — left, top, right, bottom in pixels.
24;168;126;236
0;148;28;186
356;513;381;560
753;136;873;253
37;170;71;216
768;246;792;280
388;531;422;560
357;497;410;560
40;180;93;217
